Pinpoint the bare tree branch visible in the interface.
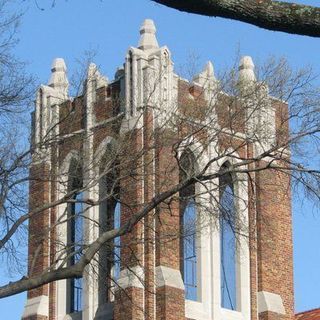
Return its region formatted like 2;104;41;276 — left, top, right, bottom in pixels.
152;0;320;37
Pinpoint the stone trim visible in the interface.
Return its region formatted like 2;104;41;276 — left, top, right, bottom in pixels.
120;115;143;133
257;291;286;315
22;295;49;318
116;266;145;290
62;311;82;320
155;266;184;290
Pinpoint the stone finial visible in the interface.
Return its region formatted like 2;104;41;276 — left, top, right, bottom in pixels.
87;62;97;79
193;61;216;86
205;61;214;78
48;58;69;96
138;19;159;51
238;56;256;84
87;63;108;88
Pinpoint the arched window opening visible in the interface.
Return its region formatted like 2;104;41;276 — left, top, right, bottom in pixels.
67;160;83;314
180;149;198;301
98;150;121;304
219;165;237;311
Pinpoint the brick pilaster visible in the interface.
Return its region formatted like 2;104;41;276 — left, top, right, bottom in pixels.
155;130;185;320
114;128;145;320
256;163;294;320
23;162;51;320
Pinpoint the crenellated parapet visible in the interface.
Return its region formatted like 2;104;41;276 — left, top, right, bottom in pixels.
31;20;282;165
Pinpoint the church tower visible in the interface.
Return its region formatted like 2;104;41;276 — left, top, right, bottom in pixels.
22;19;294;320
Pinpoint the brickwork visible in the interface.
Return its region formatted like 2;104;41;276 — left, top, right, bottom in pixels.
23;316;48;320
260;311;288;320
119;128;144;268
247;143;259;320
114;288;144;320
143;109;156;320
154;130;185;320
256;164;294;319
156;287;185;320
155;131;180;269
27;163;50;300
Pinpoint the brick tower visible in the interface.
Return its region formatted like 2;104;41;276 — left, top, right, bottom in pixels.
22;19;294;320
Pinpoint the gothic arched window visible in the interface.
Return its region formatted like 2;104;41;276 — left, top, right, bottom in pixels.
219;164;237;310
180;149;198;301
67;160;83;314
98;149;121;304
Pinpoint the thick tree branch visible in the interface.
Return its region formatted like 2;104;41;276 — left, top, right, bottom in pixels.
152;0;320;37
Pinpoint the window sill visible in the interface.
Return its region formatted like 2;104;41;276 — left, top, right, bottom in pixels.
185;299;210;319
63;311;82;320
185;302;245;320
221;308;243;320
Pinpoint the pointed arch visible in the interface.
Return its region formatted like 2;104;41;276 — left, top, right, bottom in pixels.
213;149;250;318
179;148;199;301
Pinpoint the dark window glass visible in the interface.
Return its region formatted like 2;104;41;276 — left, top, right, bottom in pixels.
70;192;84;313
180;149;198;301
98;166;120;303
183;199;197;301
220;174;237;310
113;201;121;281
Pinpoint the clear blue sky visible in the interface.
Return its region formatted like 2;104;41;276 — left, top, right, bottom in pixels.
0;0;319;318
